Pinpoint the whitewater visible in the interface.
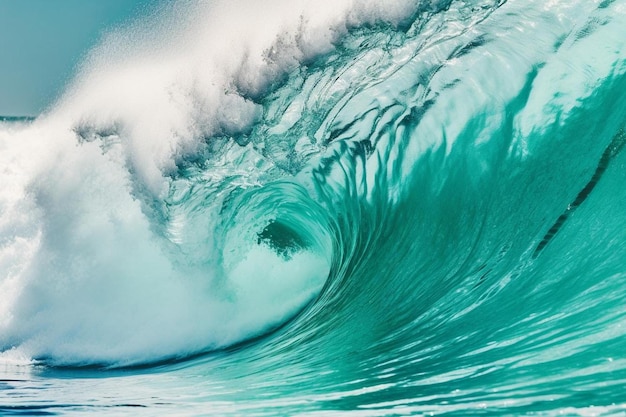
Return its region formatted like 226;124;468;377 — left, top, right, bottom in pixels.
1;0;626;415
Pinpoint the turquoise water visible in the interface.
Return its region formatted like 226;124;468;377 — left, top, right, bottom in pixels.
1;0;626;415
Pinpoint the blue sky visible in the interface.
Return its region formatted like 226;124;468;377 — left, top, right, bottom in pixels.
0;0;157;116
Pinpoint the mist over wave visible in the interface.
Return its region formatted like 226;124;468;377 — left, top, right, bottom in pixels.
2;0;626;414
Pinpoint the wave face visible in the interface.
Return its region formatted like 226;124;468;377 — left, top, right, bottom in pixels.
2;0;626;415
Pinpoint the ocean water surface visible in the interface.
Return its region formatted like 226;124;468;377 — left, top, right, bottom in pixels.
1;0;626;415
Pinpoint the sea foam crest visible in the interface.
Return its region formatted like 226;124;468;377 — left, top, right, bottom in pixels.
0;0;417;366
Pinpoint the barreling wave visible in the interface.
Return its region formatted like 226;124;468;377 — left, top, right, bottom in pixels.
2;0;626;414
0;0;429;367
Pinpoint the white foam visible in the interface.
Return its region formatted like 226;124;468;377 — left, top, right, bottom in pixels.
0;0;413;366
53;0;418;194
0;347;35;367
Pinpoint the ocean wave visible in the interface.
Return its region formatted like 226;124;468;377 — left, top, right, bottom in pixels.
2;0;626;414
